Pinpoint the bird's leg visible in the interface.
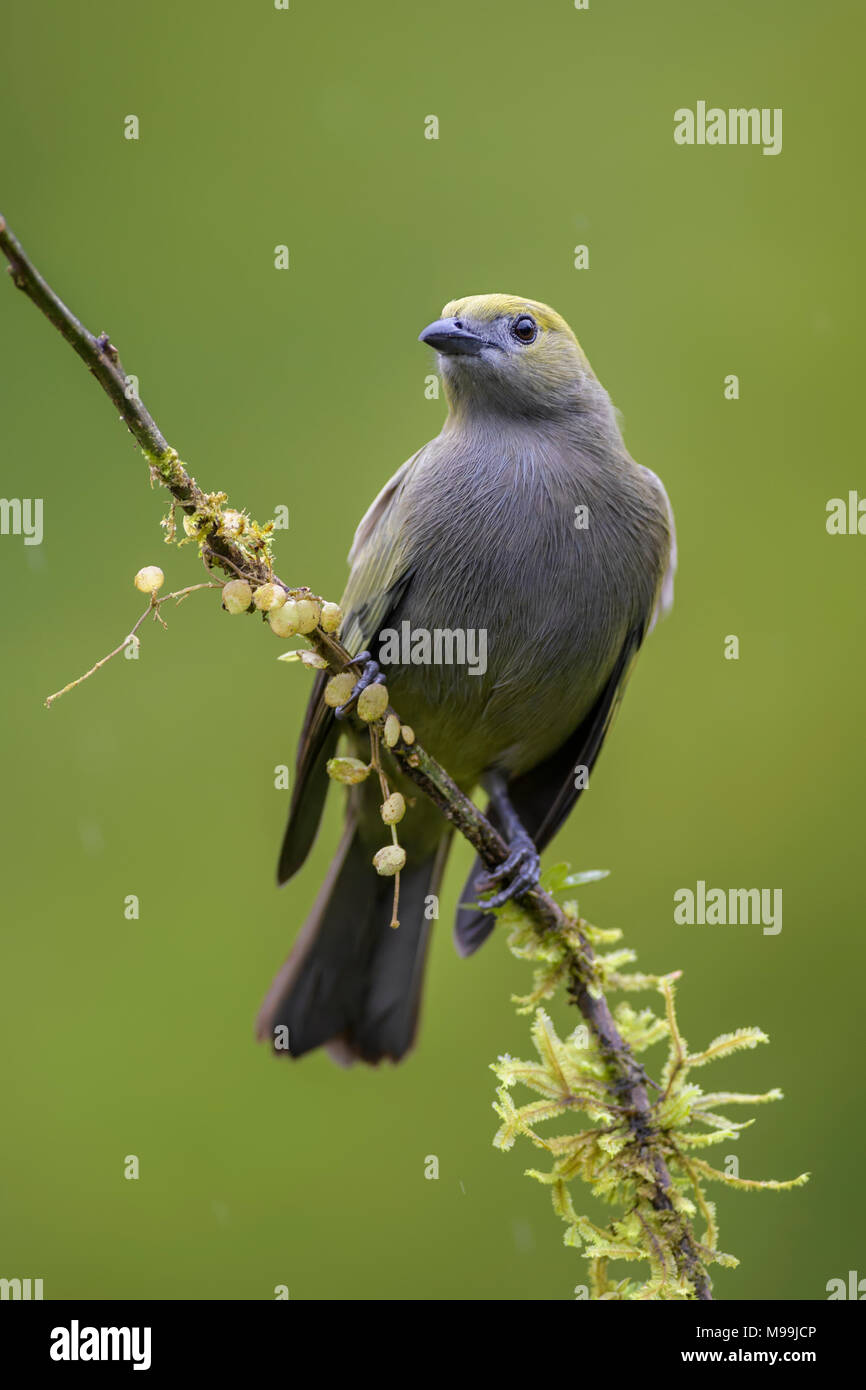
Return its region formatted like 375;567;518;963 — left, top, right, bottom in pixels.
334;651;388;720
473;771;541;907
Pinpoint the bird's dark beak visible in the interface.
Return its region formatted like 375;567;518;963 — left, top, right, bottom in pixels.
418;317;487;357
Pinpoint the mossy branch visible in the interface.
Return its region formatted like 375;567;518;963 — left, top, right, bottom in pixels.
0;212;805;1300
490;868;808;1299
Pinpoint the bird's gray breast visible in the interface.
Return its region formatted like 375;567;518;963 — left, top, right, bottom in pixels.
378;426;665;782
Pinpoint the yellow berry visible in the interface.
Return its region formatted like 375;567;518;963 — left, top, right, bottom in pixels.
323;673;356;707
380;793;406;825
268;599;300;636
320;602;342;633
383;714;401;748
357;683;389;722
294;598;321;634
253;583;286;612
222;580;253;614
401;724;415;745
134;566;164;594
326;757;371;785
373;845;406;876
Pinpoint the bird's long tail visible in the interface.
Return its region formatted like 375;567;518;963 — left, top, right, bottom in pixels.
257;813;450;1065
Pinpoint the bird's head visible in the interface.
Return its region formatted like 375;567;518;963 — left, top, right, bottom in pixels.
419;293;601;420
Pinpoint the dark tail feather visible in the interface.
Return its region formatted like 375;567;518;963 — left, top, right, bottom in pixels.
277;708;340;885
454;895;497;956
258;816;451;1065
454;811;504;959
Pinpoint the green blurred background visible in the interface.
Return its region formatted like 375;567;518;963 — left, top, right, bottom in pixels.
1;0;862;1301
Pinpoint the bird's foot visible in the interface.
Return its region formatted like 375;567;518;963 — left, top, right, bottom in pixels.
474;829;540;908
334;652;387;720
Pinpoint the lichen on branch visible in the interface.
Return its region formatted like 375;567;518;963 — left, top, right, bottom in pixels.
489;864;809;1299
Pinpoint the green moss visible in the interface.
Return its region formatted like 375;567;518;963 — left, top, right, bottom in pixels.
489;866;809;1299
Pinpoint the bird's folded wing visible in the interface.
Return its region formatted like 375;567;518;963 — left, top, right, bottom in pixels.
453;624;645;955
276;450;422;884
338;448;422;655
509;623;644;851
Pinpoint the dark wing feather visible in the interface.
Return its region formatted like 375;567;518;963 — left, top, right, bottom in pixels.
509;623;643;851
276;568;414;886
277;668;339;884
454;625;644;955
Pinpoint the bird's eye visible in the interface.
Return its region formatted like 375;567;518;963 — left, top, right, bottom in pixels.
511;314;538;344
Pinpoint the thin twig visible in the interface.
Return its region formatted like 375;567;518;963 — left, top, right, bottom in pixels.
44;583;223;707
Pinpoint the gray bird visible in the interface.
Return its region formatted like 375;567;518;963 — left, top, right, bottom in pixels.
256;294;676;1066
